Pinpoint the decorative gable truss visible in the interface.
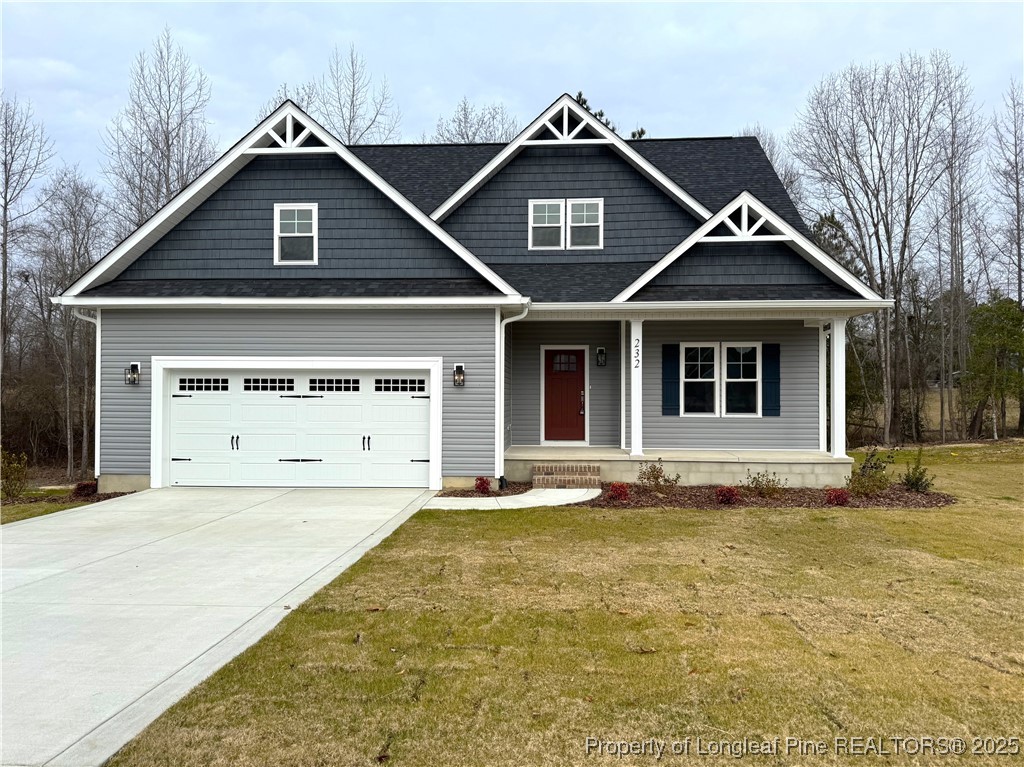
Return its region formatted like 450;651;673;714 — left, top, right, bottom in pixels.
59;102;520;301
430;93;713;222
613;191;885;303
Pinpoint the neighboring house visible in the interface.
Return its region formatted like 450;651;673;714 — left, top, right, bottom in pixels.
55;94;891;493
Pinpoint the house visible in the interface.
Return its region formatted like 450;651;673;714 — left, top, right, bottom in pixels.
55;94;891;493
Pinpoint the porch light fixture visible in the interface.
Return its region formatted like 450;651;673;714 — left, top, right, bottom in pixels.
453;363;466;387
124;362;141;385
596;347;607;367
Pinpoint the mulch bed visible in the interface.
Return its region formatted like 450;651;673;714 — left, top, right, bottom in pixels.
436;481;533;498
574;483;956;510
10;491;133;505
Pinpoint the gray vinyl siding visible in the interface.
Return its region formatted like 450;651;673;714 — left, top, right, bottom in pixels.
646;242;838;287
508;321;621;446
100;309;495;477
116;155;479;282
642;321;819;450
441;145;699;266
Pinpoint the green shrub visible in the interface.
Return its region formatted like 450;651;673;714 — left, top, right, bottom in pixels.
742;469;787;498
1;449;29;502
899;448;934;492
847;448;894;496
636;459;680;492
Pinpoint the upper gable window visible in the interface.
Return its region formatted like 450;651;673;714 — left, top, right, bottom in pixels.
568;199;603;249
274;203;318;265
529;198;604;250
529;200;564;249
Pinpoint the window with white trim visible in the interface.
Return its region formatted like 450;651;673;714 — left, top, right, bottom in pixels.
529;199;564;249
723;344;760;416
274;203;318;265
528;198;603;250
681;345;718;415
568;199;603;249
678;342;761;418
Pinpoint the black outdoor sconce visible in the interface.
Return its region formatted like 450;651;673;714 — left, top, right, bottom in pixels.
124;361;141;385
596;347;607;367
453;363;466;387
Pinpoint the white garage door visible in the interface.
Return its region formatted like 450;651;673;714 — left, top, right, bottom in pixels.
167;370;431;487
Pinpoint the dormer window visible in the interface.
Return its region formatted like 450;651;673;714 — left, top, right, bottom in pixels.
274;203;318;265
529;198;603;250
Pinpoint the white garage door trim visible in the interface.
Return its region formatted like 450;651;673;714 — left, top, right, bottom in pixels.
150;356;444;490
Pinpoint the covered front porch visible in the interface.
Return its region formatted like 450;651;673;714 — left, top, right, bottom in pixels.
498;309;856;489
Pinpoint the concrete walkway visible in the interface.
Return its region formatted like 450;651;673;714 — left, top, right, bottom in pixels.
424;487;600;510
1;487;430;767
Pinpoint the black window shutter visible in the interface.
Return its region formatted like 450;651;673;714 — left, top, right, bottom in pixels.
762;343;781;416
662;344;680;416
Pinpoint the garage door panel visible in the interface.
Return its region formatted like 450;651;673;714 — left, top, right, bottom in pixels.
168;367;432;488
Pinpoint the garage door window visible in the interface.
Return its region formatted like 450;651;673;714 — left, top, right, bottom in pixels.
243;377;295;392
179;377;229;392
310;378;360;392
375;378;426;392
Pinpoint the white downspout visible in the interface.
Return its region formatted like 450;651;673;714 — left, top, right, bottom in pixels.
496;300;531;483
72;307;101;478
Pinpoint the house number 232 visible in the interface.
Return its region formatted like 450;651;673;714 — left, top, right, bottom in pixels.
633;338;641;368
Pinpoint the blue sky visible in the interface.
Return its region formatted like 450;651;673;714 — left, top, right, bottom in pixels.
3;1;1022;180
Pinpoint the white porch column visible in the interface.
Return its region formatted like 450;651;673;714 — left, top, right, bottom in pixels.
830;317;847;458
818;324;827;452
629;319;644;456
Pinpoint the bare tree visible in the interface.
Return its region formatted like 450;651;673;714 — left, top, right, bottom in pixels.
259;44;400;144
740;122;806;215
24;168;108;477
790;52;952;444
1;93;53;367
433;97;519;143
103;27;216;237
991;79;1024;308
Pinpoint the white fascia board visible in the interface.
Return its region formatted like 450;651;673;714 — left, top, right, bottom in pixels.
62;101;519;299
53;295;527;309
612;191;884;303
528;299;893;315
429;93;713;223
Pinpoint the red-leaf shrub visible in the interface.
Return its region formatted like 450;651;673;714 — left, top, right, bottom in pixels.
715;485;741;505
609;482;630;501
72;481;98;498
825;487;850;506
474;476;492;495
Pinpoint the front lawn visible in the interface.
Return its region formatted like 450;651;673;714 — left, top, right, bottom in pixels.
1;487;88;525
110;443;1023;766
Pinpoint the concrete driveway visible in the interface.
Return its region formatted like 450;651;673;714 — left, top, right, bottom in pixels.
1;487;431;767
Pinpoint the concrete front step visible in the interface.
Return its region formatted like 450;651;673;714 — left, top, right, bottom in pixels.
532;463;602;489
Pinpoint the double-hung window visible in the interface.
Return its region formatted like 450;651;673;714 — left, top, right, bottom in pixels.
678;342;761;417
681;344;718;416
274;203;318;265
529;200;564;249
529;198;603;250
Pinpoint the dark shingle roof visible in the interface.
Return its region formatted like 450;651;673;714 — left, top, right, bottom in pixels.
350;136;807;233
82;278;502;298
632;283;860;302
490;262;656;303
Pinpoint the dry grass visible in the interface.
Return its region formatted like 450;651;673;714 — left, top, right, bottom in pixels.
109;444;1024;766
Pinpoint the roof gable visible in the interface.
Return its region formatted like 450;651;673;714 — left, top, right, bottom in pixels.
429;94;713;223
61;102;519;299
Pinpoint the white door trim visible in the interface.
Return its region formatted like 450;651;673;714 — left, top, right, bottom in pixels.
538;345;590;446
150;356;443;490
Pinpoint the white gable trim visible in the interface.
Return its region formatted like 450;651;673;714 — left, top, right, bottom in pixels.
63;102;520;299
611;191;884;303
429;94;713;223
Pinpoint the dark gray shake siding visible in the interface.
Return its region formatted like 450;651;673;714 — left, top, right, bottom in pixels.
508;321;621;446
117;155;480;281
441;145;700;267
641;321;820;450
100;309;496;478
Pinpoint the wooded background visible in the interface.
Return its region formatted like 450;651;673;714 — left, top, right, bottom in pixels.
2;31;1021;479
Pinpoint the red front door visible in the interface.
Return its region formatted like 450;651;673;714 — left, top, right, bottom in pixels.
544;349;585;441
